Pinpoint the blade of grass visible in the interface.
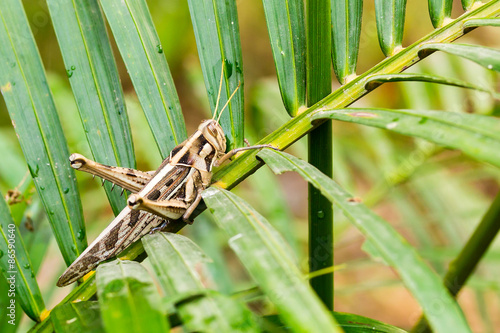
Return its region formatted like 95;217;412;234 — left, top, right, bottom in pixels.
332;0;363;83
412;191;500;333
52;301;104;333
99;0;187;158
306;0;333;310
96;260;170;333
143;233;260;332
374;0;407;56
421;43;500;72
462;0;478;11
428;0;453;28
187;0;244;149
0;192;45;321
258;149;471;333
47;0;135;216
0;0;86;265
261;0;306;115
365;72;499;97
202;187;341;333
311;108;500;168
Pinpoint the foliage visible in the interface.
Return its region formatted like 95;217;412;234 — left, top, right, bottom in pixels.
0;0;499;332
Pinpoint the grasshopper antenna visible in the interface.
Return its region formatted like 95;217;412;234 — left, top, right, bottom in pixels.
217;81;240;124
212;61;226;120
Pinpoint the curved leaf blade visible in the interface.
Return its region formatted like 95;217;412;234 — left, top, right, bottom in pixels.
462;0;478;11
202;187;341;333
52;301;104;333
96;260;170;333
48;0;134;216
262;0;306;114
464;18;500;28
421;43;500;72
365;73;499;97
374;0;407;57
100;0;187;158
428;0;453;28
187;0;244;149
0;193;45;321
0;0;86;264
257;149;471;333
312;108;500;168
143;233;260;333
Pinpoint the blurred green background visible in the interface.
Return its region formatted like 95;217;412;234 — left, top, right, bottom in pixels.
1;0;499;331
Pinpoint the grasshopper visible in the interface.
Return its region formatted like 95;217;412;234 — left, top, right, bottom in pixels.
57;70;277;287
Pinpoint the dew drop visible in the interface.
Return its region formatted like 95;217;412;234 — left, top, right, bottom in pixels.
317;210;324;218
0;250;3;259
72;244;78;254
71;65;76;70
40;186;45;190
487;64;493;69
77;229;85;241
23;263;30;269
63;187;69;194
31;272;35;278
156;44;163;54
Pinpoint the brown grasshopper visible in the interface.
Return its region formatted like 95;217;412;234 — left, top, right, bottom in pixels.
57;72;277;287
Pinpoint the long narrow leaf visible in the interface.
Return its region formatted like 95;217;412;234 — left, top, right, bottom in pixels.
421;43;500;72
99;0;187;158
47;0;135;215
0;0;86;264
187;0;243;149
428;0;453;28
52;301;104;333
464;18;500;28
331;0;363;83
374;0;407;56
143;233;259;332
312;108;500;168
96;260;170;333
202;187;341;333
0;192;45;321
365;73;499;97
257;149;471;333
262;0;306;114
462;0;478;11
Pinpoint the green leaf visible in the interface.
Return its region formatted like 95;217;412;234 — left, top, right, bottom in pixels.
464;18;500;28
0;192;45;321
462;0;478;11
47;0;135;216
428;0;453;28
374;0;407;56
202;187;341;333
0;0;86;265
421;43;500;72
262;0;306;114
365;73;499;97
265;311;408;332
312;108;500;168
143;232;259;332
331;0;362;83
99;0;187;158
52;301;104;333
187;0;244;149
96;260;170;333
257;149;471;333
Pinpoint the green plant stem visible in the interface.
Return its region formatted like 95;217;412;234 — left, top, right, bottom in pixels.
411;191;500;333
306;0;333;310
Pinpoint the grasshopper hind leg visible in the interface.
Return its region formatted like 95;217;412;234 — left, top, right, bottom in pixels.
69;153;153;193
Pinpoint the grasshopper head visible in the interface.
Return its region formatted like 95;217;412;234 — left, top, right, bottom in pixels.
199;119;226;152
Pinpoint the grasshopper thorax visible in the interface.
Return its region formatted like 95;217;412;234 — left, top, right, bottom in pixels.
198;119;226;153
